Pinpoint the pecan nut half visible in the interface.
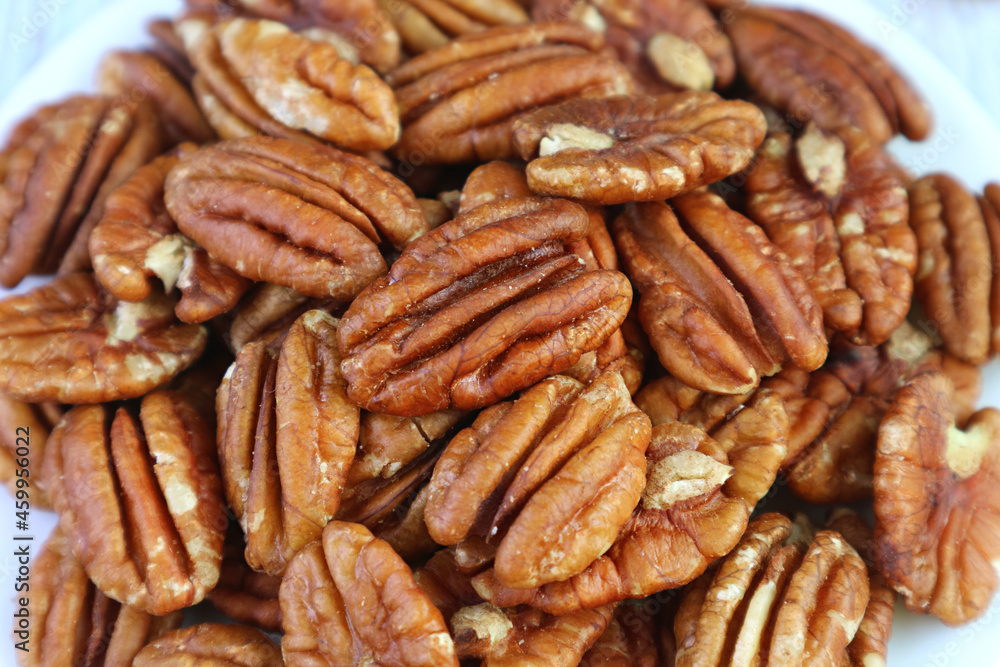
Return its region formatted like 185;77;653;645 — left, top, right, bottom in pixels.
0;273;207;403
43;391;226;615
378;0;529;54
134;624;283;667
511;92;766;205
207;544;283;632
580;600;664;667
338;197;632;415
0;397;61;510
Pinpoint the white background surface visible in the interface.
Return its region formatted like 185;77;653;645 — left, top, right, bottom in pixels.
1;0;1000;665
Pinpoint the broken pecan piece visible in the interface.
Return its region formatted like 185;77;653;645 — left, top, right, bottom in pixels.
134;624;282;667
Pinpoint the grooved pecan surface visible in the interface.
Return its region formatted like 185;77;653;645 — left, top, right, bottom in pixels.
378;0;529;54
207;544;283;632
0;397;61;510
134;623;283;667
580;600;663;667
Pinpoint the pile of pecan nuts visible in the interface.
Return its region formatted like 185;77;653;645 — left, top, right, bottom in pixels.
2;0;999;665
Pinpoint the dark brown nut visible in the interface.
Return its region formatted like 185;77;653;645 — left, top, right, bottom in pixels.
425;371;650;588
165;136;428;298
909;173;993;364
614;192;826;395
178;17;399;149
511;92;766;205
726;6;931;144
579;600;663;667
207;545;283;632
217;310;358;575
338;197;632;416
0;397;61;510
673;514;870;666
134;624;282;667
979;183;1000;355
371;484;441;560
0;273;207;403
745;125;915;345
90;146;251;324
43;390;225;615
378;0;529;54
388;22;633;165
0;95;164;286
281;521;459;666
875;371;1000;625
98;50;215;145
20;527;182;667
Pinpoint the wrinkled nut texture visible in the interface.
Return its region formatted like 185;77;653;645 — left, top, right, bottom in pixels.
43;391;226;615
166;136;428;298
280;521;458;666
20;527;182;667
513;92;766;205
207;545;283;632
0;273;207;403
0;95;163;286
579;601;663;667
379;0;529;54
0;397;61;510
350;409;465;486
134;623;283;667
389;22;633;164
217;310;359;575
979;183;1000;355
425;371;650;588
875;371;1000;625
90;146;250;324
338;197;632;416
222;282;338;353
727;7;931;143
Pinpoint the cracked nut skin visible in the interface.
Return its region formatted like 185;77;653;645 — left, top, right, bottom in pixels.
216;310;359;575
280;521;459;666
90;145;250;324
20;527;182;667
425;371;650;589
165;136;428;299
0;397;61;510
0;273;207;404
674;513;870;667
727;7;931;144
43;390;226;616
0;95;164;286
338;197;633;416
379;0;529;54
389;22;633;165
207;544;283;632
134;623;282;667
875;371;1000;625
512;92;766;205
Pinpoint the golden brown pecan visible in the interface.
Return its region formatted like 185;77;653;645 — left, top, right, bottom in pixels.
579;600;663;667
42;390;225;615
149;18;195;82
281;521;458;666
457;160;535;215
178;17;399;149
875;371;1000;625
979;183;1000;356
0;273;206;403
378;0;529;54
511;92;766;205
217;310;358;575
338;197;632;416
207;544;283;632
0;397;61;510
350;409;465;486
745;125;915;345
673;513;870;666
614;192;826;395
413;548;483;618
134;624;282;667
90;146;250;324
726;6;931;144
220;282;338;353
0;95;164;286
165;136;428;298
425;371;650;588
388;22;632;164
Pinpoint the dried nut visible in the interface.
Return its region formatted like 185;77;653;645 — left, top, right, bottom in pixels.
43;390;225;615
338;197;632;416
0;397;61;510
646;32;714;90
280;521;458;666
90;146;250;324
673;513;870;666
980;183;1000;355
580;600;663;666
875;371;1000;625
414;549;484;619
614;192;826;395
425;371;650;588
149;18;195;81
134;623;283;667
745;126;915;345
222;282;331;353
97;50;215;145
372;484;441;560
909;173;993;364
207;545;283;632
389;22;633;164
165;136;428;298
0;95;163;286
217;310;358;575
377;0;529;54
350;409;465;486
458;161;535;215
727;7;931;143
0;273;207;403
512;92;766;205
